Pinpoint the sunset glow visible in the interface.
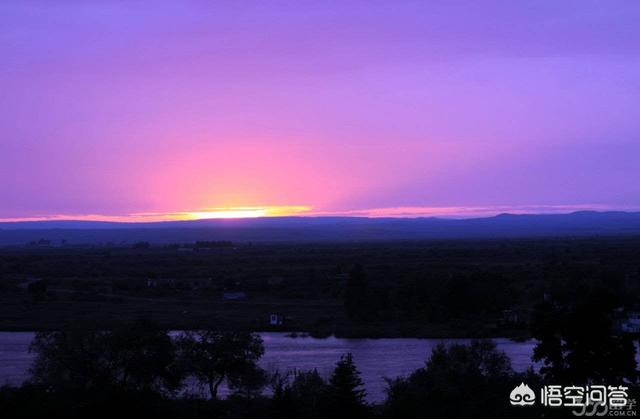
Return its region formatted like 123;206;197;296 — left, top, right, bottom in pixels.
0;206;313;223
4;204;639;224
179;206;312;220
1;1;639;221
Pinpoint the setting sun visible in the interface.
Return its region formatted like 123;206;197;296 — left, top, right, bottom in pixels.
181;206;311;220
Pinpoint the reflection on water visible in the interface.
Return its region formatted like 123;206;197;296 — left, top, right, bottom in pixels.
0;332;537;402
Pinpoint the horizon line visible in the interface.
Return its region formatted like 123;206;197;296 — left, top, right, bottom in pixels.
1;204;638;224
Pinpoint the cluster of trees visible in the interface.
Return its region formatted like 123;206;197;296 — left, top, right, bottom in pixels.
0;322;374;418
531;287;639;384
1;305;638;419
25;322;266;401
270;354;369;419
344;264;519;325
384;340;538;419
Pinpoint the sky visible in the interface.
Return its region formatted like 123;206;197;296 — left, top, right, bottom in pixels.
1;0;640;221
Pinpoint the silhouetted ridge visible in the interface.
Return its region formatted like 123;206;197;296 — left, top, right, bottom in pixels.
1;211;640;244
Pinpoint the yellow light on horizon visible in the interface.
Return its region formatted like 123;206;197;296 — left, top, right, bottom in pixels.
0;206;313;223
181;206;311;220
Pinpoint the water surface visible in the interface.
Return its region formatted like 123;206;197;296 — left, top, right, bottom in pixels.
0;332;537;402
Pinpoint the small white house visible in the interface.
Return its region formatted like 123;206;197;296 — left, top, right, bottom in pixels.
269;313;284;326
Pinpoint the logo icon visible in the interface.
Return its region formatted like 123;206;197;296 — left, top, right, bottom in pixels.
510;382;536;406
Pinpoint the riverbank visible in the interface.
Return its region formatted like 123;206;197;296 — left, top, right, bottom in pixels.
0;302;530;340
0;290;530;338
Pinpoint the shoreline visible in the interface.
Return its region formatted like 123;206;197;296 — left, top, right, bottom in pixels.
0;327;532;341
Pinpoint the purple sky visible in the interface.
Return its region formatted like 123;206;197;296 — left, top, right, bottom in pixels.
1;1;640;220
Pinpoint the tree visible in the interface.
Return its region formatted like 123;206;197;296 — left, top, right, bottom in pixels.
269;369;329;419
325;353;368;418
177;330;264;399
106;321;183;393
531;289;638;384
383;340;525;419
228;363;268;399
289;369;327;411
345;264;369;320
269;370;295;419
28;321;182;394
29;329;112;392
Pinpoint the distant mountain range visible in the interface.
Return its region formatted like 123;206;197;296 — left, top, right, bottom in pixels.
1;211;640;245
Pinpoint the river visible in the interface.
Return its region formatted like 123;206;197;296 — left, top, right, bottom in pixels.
0;332;537;402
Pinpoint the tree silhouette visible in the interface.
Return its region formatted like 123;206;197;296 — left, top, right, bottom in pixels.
177;330;264;399
106;320;182;393
531;288;638;384
325;353;368;418
383;340;525;419
228;363;268;399
270;369;329;419
28;321;181;393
